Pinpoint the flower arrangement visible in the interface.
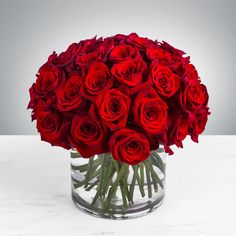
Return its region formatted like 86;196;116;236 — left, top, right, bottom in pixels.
28;33;210;217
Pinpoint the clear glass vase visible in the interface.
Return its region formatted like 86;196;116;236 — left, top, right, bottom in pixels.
71;148;166;219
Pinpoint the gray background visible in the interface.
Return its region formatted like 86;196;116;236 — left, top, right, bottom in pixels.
0;0;235;135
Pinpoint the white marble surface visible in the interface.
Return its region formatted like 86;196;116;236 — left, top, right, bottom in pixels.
0;135;235;236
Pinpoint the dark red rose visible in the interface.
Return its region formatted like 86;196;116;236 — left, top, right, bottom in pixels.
56;74;85;112
111;59;147;87
166;111;189;148
76;50;104;69
69;113;108;157
109;128;150;165
76;37;112;69
146;46;172;65
96;88;130;130
160;41;185;58
177;114;189;141
126;33;154;50
34;64;65;96
80;62;113;101
184;63;199;82
28;85;47;120
132;88;168;135
183;81;209;111
190;109;209;142
48;43;78;67
109;45;140;62
112;34;127;44
36;111;70;149
150;63;180;97
78;37;104;54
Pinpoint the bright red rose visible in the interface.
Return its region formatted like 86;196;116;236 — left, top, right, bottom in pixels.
34;64;64;96
111;59;147;87
36;111;70;149
96;88;130;130
150;63;180;97
183;81;209;111
132;88;168;135
80;62;113;101
69;113;108;158
109;128;150;165
109;45;140;62
56;74;85;112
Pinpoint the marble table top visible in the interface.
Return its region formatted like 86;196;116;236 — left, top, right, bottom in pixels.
0;135;235;236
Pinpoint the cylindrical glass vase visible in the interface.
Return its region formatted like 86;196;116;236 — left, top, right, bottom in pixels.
71;148;166;219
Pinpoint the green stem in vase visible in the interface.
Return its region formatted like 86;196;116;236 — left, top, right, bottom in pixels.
85;179;99;191
140;163;144;187
132;165;145;197
151;152;165;175
71;157;101;172
113;159;131;204
146;159;158;192
84;156;95;188
129;171;136;203
91;155;106;205
104;163;129;210
101;156;114;197
144;160;152;198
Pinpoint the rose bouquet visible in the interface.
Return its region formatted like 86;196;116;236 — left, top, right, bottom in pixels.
28;33;210;218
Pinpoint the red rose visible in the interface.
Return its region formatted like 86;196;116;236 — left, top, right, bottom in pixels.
184;63;199;82
36;111;70;149
28;85;47;120
109;128;150;165
132;88;168;135
80;62;113;101
56;74;85;112
69;113;108;157
76;37;112;69
177;114;189;141
183;81;209;111
76;51;104;69
112;34;127;44
78;37;104;54
34;64;64;96
160;41;185;58
109;45;140;62
96;88;130;130
190;109;209;142
166;111;189;148
111;59;147;87
146;46;172;65
126;33;154;50
48;43;78;67
150;63;180;97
